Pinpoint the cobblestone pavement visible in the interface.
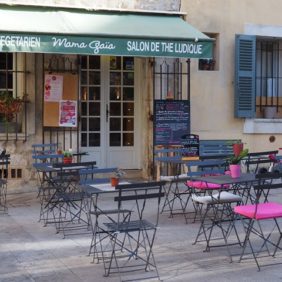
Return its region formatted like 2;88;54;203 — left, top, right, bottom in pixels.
1;188;282;282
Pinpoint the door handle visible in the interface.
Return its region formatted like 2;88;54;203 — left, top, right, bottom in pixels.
106;104;109;122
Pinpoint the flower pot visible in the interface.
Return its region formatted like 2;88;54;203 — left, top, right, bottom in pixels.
229;164;241;178
110;177;119;187
233;143;244;157
63;156;72;164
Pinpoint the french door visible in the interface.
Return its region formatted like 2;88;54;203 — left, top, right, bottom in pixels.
80;55;140;169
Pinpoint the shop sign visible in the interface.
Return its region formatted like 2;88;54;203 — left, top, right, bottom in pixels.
0;33;213;58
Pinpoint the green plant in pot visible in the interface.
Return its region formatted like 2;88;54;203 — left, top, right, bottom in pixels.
227;149;249;178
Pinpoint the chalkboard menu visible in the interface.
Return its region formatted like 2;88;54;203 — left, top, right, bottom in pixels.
181;134;199;157
154;100;190;145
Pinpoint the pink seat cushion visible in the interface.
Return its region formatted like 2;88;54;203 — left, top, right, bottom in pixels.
187;180;229;190
234;202;282;220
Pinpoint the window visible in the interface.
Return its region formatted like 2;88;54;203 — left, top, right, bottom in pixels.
235;35;282;119
0;52;28;140
0;53;13;95
198;33;219;71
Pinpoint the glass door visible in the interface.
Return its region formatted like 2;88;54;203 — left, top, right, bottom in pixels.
80;55;139;169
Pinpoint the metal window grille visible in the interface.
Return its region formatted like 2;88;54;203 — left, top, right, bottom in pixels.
256;39;282;116
0;52;28;141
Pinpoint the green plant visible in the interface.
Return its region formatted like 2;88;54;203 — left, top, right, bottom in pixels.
114;168;126;178
228;149;249;165
0;91;27;122
63;149;73;157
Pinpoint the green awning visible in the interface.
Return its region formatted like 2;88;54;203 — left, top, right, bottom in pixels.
0;5;213;58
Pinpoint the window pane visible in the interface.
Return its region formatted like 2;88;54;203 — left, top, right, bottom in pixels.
89;56;100;69
123;133;134;146
123;57;134;70
123;118;134;131
110;118;121;131
110;72;121;85
7;73;12;88
123;72;134;85
89;117;100;131
81;87;87;101
89;71;100;85
81;117;87;131
110;87;121;100
123;88;134;100
110;133;121;146
81;102;87;116
89;133;100;146
89;87;100;100
81;133;87;147
89;102;100;116
81;71;87;84
123;102;134;116
81;56;87;69
0;73;7;88
110;103;121;116
110;56;121;70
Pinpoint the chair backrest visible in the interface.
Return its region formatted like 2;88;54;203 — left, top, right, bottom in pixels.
32;143;58;156
79;167;118;185
185;159;227;179
114;181;165;225
253;172;282;206
245;150;278;173
32;153;64;165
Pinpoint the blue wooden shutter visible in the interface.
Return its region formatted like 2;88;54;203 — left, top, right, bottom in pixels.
234;34;256;118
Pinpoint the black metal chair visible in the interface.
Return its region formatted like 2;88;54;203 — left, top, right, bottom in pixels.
245;150;278;174
0;152;9;213
234;172;282;270
99;181;165;281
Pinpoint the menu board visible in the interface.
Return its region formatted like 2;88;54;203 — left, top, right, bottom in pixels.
181;134;199;157
154;100;190;145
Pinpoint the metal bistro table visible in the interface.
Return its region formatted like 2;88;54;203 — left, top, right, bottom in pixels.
35;161;96;229
190;172;261;261
193;172;259;204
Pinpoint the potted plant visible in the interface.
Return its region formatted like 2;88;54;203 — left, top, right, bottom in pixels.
63;149;73;164
227;149;249;178
227;140;244;157
110;169;126;187
0;91;27;134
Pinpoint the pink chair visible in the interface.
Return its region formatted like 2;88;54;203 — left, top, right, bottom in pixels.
234;172;282;270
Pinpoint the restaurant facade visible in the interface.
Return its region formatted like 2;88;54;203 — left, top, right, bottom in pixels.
2;0;282;188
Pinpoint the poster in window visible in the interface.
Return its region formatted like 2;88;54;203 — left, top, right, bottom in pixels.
59;100;77;127
44;74;63;101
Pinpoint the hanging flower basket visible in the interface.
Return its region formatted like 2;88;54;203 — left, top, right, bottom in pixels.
0;91;26;122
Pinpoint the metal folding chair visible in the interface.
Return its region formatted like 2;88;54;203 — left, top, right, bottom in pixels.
99;181;165;281
0;152;9;213
234;172;282;270
186;159;242;261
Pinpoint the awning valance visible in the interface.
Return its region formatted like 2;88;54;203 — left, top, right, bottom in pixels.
0;6;213;58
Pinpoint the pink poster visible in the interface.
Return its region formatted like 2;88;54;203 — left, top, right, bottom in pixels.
44;74;63;101
59;100;77;127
